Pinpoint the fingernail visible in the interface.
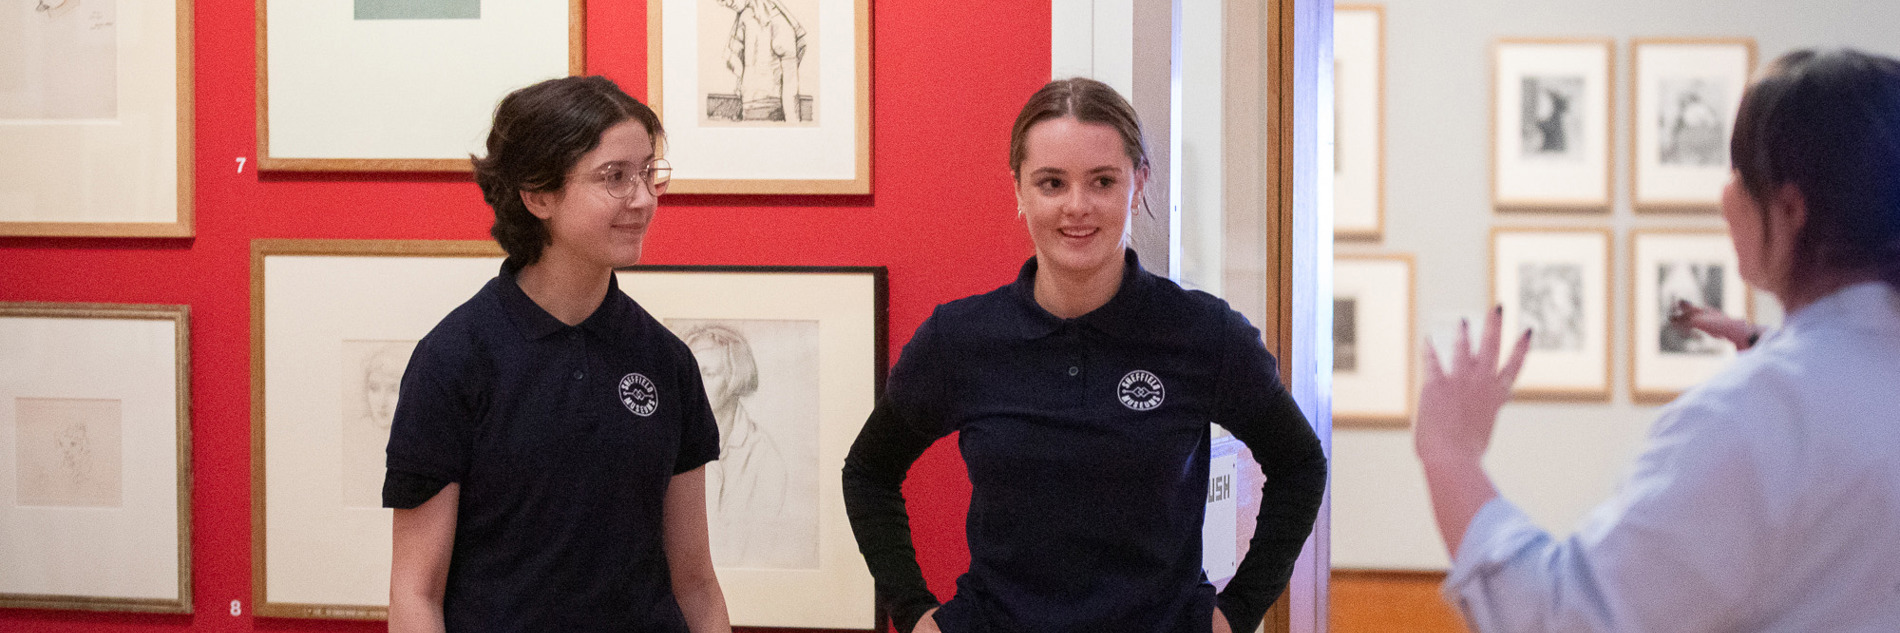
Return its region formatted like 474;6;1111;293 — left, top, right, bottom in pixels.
1494;304;1503;315
1461;318;1469;328
1523;328;1533;339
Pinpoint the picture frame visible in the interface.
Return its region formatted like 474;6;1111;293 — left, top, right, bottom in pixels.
252;238;505;618
1491;228;1611;400
648;0;872;194
1333;253;1414;426
616;264;883;629
1630;38;1756;211
1492;38;1614;210
1333;5;1384;239
0;1;192;237
0;302;192;613
257;0;584;172
1628;229;1750;403
251;240;883;628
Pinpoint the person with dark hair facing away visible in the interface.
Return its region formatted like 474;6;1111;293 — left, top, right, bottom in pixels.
1416;48;1900;631
841;77;1327;633
384;75;731;633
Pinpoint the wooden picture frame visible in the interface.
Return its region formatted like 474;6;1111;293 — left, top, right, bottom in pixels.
1492;38;1614;210
616;265;884;629
1333;253;1414;426
1490;228;1612;400
257;0;584;172
1333;5;1385;240
1629;38;1756;211
1628;229;1750;403
648;0;872;194
252;240;883;627
0;302;192;613
0;1;193;237
251;239;505;619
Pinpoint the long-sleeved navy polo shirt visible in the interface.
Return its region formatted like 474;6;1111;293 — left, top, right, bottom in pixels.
843;250;1328;633
383;266;722;632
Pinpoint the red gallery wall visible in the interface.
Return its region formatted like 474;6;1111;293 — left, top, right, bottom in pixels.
0;1;1044;630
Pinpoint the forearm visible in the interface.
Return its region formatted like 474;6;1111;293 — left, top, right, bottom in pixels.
841;404;942;633
387;593;447;633
672;571;732;633
389;483;458;633
1217;445;1327;632
1418;450;1499;555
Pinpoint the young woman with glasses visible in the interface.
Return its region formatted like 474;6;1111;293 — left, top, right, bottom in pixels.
383;75;730;633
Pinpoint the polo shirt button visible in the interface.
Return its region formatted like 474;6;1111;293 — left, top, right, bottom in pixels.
1067;366;1079;376
573;370;585;380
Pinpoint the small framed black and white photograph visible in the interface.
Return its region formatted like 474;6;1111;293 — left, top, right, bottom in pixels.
1333;5;1384;239
1629;230;1749;402
0;302;191;614
1333;254;1413;426
1492;39;1614;210
1491;228;1611;400
1630;38;1755;210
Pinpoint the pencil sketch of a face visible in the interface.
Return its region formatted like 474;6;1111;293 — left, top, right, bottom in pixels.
340;340;417;508
1657;261;1726;355
1520;75;1584;161
1657;77;1727;167
1519;263;1585;351
1;0;116;119
1333;297;1358;372
698;0;820;126
672;318;820;569
15;397;123;507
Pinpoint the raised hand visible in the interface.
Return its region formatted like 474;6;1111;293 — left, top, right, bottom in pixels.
1415;306;1531;466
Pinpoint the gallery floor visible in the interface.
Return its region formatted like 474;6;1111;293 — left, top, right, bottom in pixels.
1330;570;1468;632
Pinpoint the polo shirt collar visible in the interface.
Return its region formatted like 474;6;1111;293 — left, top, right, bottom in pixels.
495;264;629;340
1009;248;1156;340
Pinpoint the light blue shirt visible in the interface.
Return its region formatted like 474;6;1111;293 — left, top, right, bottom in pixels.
1444;282;1900;632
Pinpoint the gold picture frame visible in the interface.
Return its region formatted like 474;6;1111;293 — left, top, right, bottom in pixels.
1491;38;1614;211
1628;37;1757;211
647;0;872;194
0;302;192;613
1332;253;1414;426
0;1;193;237
1489;227;1612;400
257;0;585;172
1627;229;1752;403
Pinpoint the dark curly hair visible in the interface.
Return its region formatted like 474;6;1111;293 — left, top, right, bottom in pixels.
472;76;664;269
1731;48;1900;291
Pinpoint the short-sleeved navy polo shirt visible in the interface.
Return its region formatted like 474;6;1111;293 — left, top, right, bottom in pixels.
384;265;721;633
843;249;1327;633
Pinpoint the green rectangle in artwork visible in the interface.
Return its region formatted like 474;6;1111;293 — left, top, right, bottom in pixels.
354;0;480;20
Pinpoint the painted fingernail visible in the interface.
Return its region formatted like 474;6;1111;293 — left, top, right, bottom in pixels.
1494;304;1503;315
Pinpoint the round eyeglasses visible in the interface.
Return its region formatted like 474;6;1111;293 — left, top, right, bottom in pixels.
590;159;672;198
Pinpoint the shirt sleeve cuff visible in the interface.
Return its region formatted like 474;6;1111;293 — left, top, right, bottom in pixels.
1442;496;1544;602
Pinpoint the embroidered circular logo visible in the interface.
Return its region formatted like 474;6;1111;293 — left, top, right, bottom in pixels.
618;373;658;417
1117;370;1165;411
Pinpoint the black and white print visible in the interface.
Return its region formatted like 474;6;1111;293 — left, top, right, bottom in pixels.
1519;263;1585;351
1657;261;1726;354
1334;297;1358;371
672;318;821;569
1520;75;1585;160
1657;77;1727;167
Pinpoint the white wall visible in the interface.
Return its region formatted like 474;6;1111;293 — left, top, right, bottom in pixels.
1331;0;1900;570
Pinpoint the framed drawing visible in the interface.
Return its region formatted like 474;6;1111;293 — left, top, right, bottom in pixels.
1628;230;1749;403
1492;39;1614;210
1491;228;1611;400
648;0;872;194
0;302;191;613
1333;253;1414;425
1334;5;1384;239
258;0;583;171
616;265;883;629
252;239;504;618
0;1;192;237
1630;38;1755;210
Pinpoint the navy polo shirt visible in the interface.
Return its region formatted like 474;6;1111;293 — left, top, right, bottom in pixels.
843;250;1327;633
383;265;721;633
